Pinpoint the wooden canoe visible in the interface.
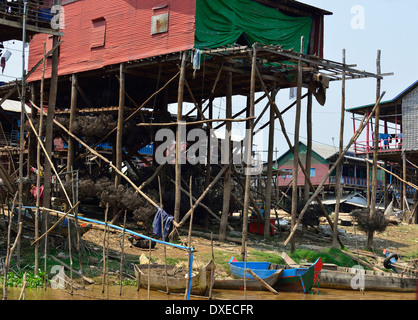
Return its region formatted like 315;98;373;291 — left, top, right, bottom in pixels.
319;265;417;293
214;269;283;291
134;260;215;296
229;257;323;293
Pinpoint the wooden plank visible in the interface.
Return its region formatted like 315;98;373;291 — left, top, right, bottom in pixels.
246;268;281;295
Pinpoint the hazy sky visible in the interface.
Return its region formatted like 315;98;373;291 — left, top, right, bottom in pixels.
1;0;417;161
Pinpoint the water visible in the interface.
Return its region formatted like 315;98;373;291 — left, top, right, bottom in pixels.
2;285;416;300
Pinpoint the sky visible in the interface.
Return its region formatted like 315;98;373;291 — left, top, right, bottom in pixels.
1;0;417;161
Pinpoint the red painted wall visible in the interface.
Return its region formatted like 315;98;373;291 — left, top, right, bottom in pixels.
277;163;330;187
28;0;196;81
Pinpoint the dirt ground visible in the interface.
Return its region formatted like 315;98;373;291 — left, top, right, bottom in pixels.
1;209;417;281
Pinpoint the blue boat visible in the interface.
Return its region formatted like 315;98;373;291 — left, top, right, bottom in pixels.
229;256;323;293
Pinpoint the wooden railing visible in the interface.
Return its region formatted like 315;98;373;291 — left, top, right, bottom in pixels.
0;0;54;28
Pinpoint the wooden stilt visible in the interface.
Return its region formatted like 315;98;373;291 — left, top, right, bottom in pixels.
284;92;386;247
66;74;78;182
333;49;346;248
241;45;256;261
219;71;232;242
290;37;304;253
264;83;277;238
174;52;187;231
115;63;125;188
368;50;381;249
43;35;60;211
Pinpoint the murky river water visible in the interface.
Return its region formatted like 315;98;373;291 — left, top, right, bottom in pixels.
2;285;416;300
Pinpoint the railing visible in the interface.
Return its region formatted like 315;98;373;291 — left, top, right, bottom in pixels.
0;0;54;27
329;175;383;189
354;135;402;154
0;129;20;147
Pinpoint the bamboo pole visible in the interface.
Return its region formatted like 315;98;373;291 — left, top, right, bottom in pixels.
67;207;73;295
137;117;255;127
254;57;344;248
185;176;194;300
368;50;381;249
333;49;346;248
2;192;18;300
158;176;169;294
31;201;80;246
290;36;304;252
102;203;109;294
119;210;127;296
168;164;229;238
284;92;386;247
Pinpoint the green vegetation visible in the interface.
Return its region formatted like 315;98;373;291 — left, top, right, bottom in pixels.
1;270;45;288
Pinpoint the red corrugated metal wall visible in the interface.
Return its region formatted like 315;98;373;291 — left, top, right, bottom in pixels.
28;0;196;81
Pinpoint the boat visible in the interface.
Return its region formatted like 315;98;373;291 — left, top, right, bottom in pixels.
214;269;283;291
134;260;215;296
228;256;323;293
318;264;417;293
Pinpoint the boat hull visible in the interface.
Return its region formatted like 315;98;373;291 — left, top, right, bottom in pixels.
319;267;417;293
134;260;214;296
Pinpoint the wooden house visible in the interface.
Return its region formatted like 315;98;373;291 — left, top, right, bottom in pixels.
274;141;384;196
347;80;418;210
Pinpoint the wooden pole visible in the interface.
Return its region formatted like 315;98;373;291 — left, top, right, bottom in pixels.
174;52;187;229
219;71;232;242
115;63;124;188
34;42;46;276
264;84;277;238
255;67;344;247
185;176;194;300
284;92;386;247
43;34;60;211
368;50;381;249
290;36;304;253
333;49;346;248
158;176;169;294
168;164;229;238
241;45;256;261
66;74;78;182
102;203;109;294
2;192;18;300
304;93;313;203
119;210;127;296
30;102;161;210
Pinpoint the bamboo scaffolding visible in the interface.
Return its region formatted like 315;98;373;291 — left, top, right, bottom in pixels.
284;91;386;247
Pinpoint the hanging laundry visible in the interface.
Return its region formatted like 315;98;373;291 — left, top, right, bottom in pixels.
152;207;174;241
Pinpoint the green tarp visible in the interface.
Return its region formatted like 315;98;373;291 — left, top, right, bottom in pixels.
194;0;312;52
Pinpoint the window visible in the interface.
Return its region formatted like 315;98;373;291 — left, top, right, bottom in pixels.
91;18;106;49
151;4;169;35
310;168;316;177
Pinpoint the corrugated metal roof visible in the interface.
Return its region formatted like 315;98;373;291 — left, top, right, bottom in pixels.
347;80;418;112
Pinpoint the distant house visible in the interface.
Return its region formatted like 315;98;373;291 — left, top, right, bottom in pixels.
273;141;383;195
